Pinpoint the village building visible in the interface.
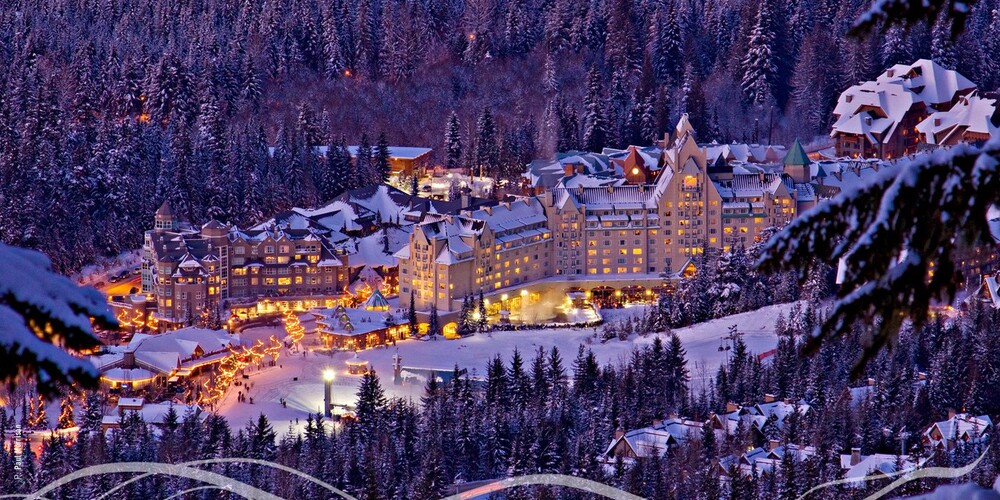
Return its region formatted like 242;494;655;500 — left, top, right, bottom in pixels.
311;304;407;350
717;441;817;478
837;449;921;487
710;396;812;443
344;146;432;177
915;91;1000;146
922;411;992;451
144;184;493;325
830;59;977;159
602;417;710;462
90;327;238;389
400;115;815;317
100;400;206;432
524;151;616;193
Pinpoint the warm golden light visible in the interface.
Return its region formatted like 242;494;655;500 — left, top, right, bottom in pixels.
323;369;335;382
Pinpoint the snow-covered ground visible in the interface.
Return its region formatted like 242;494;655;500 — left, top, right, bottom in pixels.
218;302;798;436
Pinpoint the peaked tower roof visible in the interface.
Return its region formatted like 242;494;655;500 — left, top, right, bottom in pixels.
783;139;811;166
156;200;174;217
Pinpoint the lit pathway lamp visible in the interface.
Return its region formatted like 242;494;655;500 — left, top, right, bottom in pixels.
323;369;335;417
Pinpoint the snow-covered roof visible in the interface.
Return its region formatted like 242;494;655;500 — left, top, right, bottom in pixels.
102;368;156;383
91;328;238;377
705;142;787;165
714;399;811;435
524;151;613;189
832;59;976;144
731;443;816;476
916;91;1000;145
839;453;921;485
876;59;976;106
349;227;411;268
314;306;399;337
363;290;390;309
344;145;432;160
104;401;206;428
605;418;707;459
923;413;992;448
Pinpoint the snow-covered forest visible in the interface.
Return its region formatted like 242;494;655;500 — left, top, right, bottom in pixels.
2;0;999;273
4;299;1000;498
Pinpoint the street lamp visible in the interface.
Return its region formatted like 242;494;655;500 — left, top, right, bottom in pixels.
323;369;335;417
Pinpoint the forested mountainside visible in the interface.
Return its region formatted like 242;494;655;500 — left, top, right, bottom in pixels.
2;0;999;272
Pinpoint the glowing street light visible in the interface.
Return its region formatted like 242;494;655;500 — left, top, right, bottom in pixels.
323;369;335;417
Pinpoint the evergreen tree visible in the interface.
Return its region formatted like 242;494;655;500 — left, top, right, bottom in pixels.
477;290;489;333
582;66;607;152
356;132;374;186
444;111;463;170
741;2;777;107
429;304;441;339
57;397;75;430
355;371;388;431
374;131;391;183
408;292;419;338
474;108;500;178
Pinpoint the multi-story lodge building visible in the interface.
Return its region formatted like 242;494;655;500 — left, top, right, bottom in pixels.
397;115;817;315
830;59;978;159
143;184;491;326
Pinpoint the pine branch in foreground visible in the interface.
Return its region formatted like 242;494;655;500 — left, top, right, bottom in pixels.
758;138;1000;376
0;244;117;397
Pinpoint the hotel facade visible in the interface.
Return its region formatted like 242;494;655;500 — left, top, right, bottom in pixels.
396;116;817;315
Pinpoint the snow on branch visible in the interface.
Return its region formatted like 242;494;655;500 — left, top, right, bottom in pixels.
0;244;117;397
758;138;1000;376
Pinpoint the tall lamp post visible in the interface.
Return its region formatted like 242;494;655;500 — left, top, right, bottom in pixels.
323;369;335;417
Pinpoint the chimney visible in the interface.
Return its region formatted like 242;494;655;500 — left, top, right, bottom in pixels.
725;402;739;413
867;377;875;386
667;411;679;420
768;439;781;451
948;408;957;420
563;163;574;177
850;448;862;466
764;393;776;403
652;419;663;427
783;398;793;405
615;427;625;440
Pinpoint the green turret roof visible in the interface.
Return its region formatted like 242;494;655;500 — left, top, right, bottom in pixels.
783;139;811;166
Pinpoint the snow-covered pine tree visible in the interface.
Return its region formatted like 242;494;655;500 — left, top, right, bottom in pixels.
374;131;391;183
0;244;117;397
477;289;488;333
428;303;440;339
355;370;388;432
542;52;559;95
356;132;374;186
581;66;607;153
444;111;463;170
741;2;777;108
474;108;500;178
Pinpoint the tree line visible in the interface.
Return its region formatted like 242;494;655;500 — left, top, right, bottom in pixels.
5;297;1000;498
